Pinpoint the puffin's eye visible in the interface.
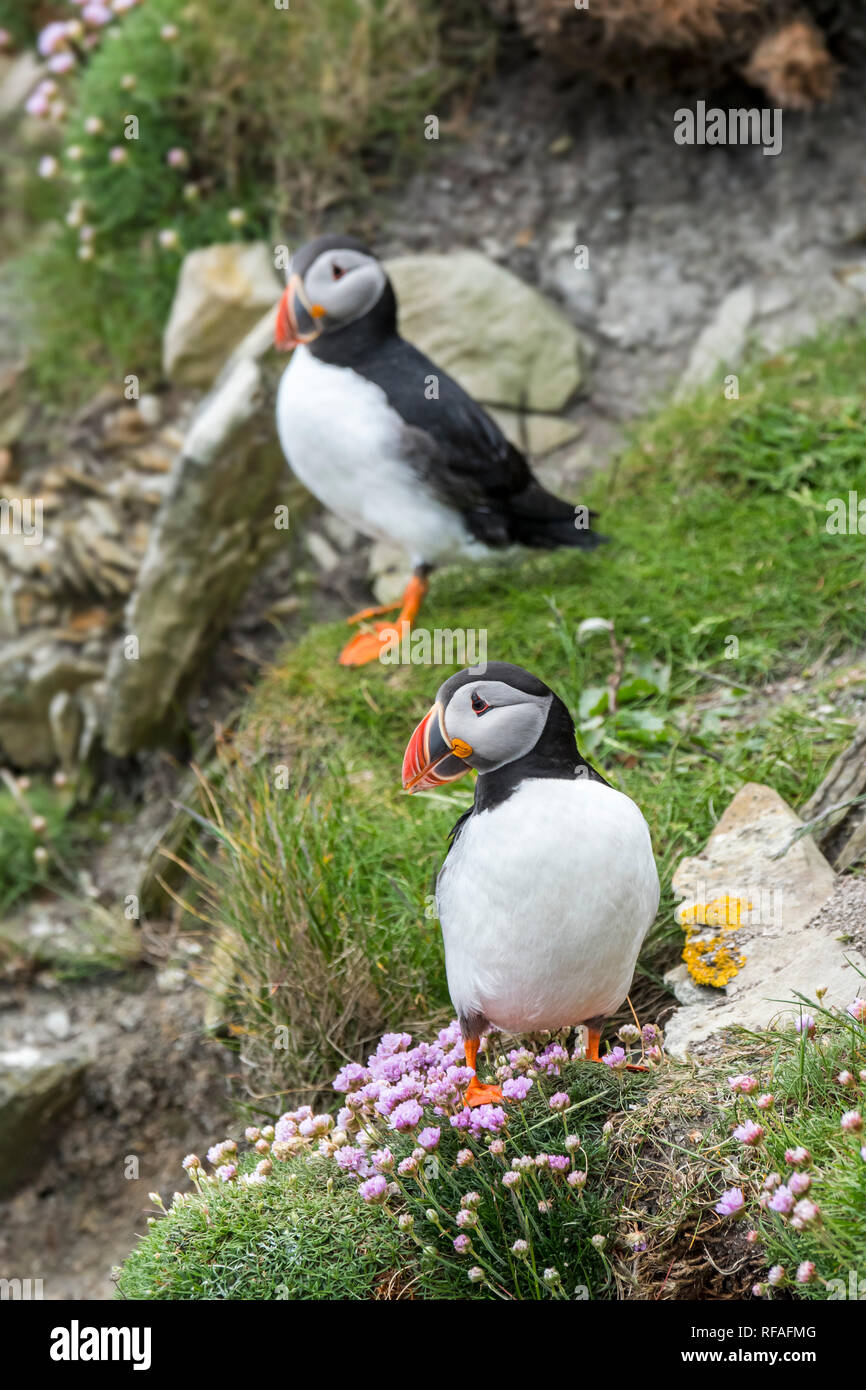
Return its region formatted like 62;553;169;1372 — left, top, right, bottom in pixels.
332;263;346;280
470;692;490;715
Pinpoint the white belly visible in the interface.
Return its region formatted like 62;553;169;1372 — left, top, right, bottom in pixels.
276;348;487;568
436;778;660;1032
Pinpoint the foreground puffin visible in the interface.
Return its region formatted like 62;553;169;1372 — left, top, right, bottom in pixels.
402;663;660;1106
274;235;604;666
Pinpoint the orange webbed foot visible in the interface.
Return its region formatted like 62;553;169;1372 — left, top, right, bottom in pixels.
338;623;399;666
463;1079;505;1109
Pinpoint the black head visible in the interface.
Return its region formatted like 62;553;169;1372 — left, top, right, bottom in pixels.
402;662;601;806
274;234;396;352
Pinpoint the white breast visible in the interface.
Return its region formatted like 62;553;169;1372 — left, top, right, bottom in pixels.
276;348;488;568
436;777;660;1033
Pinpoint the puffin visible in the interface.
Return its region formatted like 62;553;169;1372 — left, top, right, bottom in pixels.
274;235;604;666
401;662;660;1107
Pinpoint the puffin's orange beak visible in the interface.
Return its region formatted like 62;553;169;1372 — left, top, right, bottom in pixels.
275;273;326;351
402;702;473;793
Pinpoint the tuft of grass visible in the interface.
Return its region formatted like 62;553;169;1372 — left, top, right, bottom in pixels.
186;322;866;1102
180;755;454;1101
116;1148;434;1301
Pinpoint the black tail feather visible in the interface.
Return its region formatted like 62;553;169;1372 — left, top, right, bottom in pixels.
506;481;607;550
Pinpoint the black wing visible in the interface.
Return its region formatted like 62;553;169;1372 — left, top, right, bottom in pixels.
362;336;602;551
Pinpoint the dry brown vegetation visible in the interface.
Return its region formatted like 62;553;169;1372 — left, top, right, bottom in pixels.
493;0;842;108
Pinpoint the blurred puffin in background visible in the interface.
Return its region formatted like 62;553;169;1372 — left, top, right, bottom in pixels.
274;235;605;666
402;662;659;1107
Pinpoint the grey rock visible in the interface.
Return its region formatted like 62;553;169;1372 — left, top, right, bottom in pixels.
162;243;282;387
155;967;186;994
387;251;584;411
0;1044;88;1198
0;634;102;768
42;1009;73;1042
487;407;582;457
136;393;163;428
664;782;860;1059
102;358;303;756
48;690;83;774
0;51;43;118
676;285;755;398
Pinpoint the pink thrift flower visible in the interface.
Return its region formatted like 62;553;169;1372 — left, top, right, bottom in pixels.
38;22;70;56
796;1261;817;1284
83;2;112;23
768;1185;794;1215
502;1076;533;1102
733;1120;764;1147
548;1092;569;1111
792;1198;820;1225
756;1093;774;1110
785;1146;811;1167
358;1175;387;1204
48;52;76;73
602;1047;627;1071
841;1110;863;1133
728;1074;758;1094
796;1015;816;1038
838;1071;856;1089
715;1187;745;1217
417;1126;440;1151
788;1171;811;1196
26;90;50;118
847;998;866;1022
453;1234;471;1254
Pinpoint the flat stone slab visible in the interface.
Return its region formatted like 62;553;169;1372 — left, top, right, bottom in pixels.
388;251;584;412
664;782;865;1058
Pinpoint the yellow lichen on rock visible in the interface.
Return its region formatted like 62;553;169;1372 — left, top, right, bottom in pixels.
676;897;750;988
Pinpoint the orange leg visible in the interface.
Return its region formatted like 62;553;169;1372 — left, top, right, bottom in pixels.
344;601;399;624
338;571;429;667
463;1036;504;1109
583;1022;648;1072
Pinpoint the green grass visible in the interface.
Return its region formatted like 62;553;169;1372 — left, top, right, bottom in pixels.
189;323;866;1100
9;0;494;403
116;1148;433;1300
738;995;866;1298
0;776;80;915
117;1039;654;1301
